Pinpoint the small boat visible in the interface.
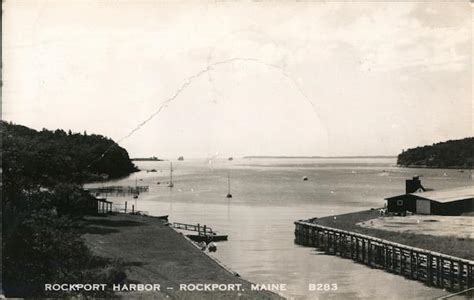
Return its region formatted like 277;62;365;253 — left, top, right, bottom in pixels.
156;215;169;221
186;234;228;243
228;157;233;161
178;156;184;161
208;242;217;252
199;241;207;250
133;178;139;198
302;176;308;181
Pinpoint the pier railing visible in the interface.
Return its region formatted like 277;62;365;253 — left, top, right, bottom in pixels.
173;222;214;235
294;220;474;292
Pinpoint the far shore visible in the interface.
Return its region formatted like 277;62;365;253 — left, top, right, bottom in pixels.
243;155;397;159
398;164;473;170
82;213;283;299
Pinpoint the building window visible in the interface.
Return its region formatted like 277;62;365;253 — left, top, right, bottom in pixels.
397;200;403;206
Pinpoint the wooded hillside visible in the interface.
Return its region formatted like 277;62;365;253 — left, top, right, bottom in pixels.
1;121;138;186
397;138;473;169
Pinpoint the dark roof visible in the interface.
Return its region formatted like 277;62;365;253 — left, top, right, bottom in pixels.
385;186;474;203
94;196;112;203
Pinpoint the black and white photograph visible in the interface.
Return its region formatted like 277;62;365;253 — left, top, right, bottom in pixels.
1;1;473;299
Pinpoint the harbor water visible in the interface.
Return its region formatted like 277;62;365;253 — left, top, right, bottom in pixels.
86;157;473;299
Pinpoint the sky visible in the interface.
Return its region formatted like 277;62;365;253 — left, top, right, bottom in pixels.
3;1;473;158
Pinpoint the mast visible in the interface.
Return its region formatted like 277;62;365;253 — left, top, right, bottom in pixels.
134;178;138;204
226;171;232;198
133;177;139;199
168;161;174;187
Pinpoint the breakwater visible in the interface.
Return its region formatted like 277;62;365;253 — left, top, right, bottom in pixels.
294;220;474;292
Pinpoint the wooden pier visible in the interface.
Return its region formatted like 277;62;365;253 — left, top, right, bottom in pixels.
294;220;474;292
173;222;228;242
173;222;215;234
86;185;149;196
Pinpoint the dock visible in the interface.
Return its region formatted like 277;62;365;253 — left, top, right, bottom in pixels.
85;185;149;196
173;222;228;243
294;220;474;293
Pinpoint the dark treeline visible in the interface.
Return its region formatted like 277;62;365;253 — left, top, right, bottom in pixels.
1;122;137;297
1;121;138;187
397;137;474;169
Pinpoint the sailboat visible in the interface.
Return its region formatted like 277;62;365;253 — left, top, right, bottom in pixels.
226;171;232;198
133;178;139;199
168;161;174;188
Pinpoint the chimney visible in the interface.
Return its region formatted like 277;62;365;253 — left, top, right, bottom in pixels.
405;176;425;194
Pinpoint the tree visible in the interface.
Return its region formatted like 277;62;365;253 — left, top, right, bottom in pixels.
1;121;133;297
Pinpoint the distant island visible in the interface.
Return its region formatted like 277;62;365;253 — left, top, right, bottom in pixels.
397;137;473;169
243;155;397;159
132;156;163;161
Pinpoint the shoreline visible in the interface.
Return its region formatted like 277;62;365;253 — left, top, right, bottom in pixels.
168;222;288;300
82;213;282;299
169;225;240;277
397;165;473;170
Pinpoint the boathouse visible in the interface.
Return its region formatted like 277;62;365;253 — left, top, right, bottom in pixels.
385;186;474;215
95;196;113;215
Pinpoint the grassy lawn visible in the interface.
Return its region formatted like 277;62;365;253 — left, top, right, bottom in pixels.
82;213;282;299
314;210;474;260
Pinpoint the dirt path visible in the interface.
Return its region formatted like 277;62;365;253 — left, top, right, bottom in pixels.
82;213;282;299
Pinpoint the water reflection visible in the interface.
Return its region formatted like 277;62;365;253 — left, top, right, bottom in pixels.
86;158;472;299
